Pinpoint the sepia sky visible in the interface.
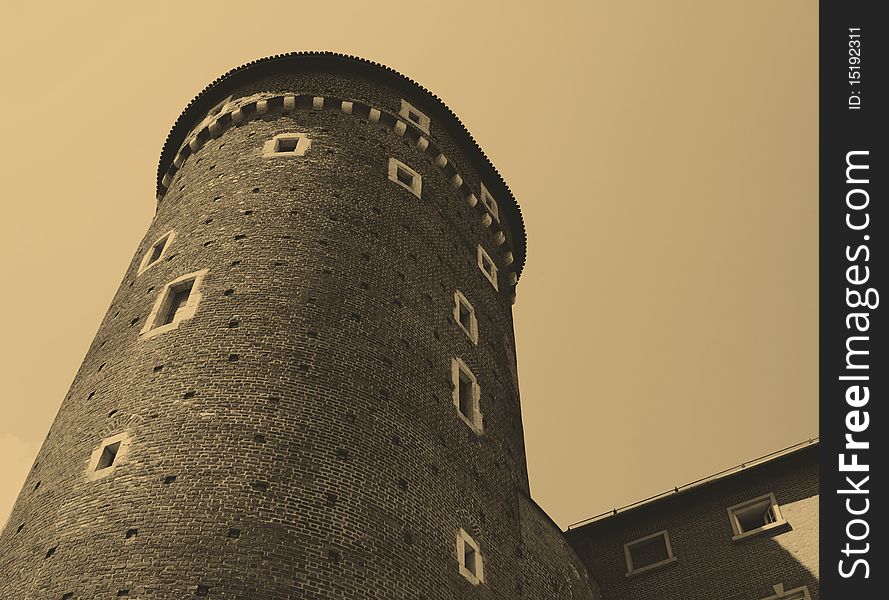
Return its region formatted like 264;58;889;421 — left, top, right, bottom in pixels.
0;1;817;529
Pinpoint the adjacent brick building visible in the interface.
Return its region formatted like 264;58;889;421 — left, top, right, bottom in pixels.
566;440;819;600
0;52;818;600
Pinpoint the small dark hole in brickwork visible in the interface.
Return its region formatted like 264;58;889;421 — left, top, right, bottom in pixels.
429;464;439;476
203;240;214;247
184;390;196;399
130;317;139;326
306;297;316;306
87;391;95;400
345;412;356;424
163;475;177;485
16;523;24;534
397;272;406;282
209;164;215;170
98;363;106;372
397;479;408;491
117;590;129;596
393;298;403;308
336;449;349;461
62;594;73;600
129;281;134;288
253;434;266;443
234;234;246;240
108;409;118;418
153;364;163;372
268;396;280;404
360;282;369;290
371;207;381;215
322;269;333;275
196;585;210;596
326;148;335;154
231;260;241;266
227;319;240;328
33;481;40;491
317;239;328;246
252;187;260;193
361;253;370;261
349;313;361;322
391;435;402;446
403;530;414;545
147;286;154;293
307;330;318;338
213;196;222;202
204;218;213;225
125;528;138;539
328;213;339;221
224;289;235;296
99;340;106;348
228;354;239;362
45;546;57;559
243;210;253;215
251;481;269;492
381;357;392;367
325;492;338;506
273;261;284;267
432;330;440;341
166;253;177;261
228;528;241;538
328;549;341;563
298;364;309;372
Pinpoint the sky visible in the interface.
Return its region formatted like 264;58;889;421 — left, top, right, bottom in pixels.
0;1;817;529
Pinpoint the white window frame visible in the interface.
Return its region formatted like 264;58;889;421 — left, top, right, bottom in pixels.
727;492;787;541
477;245;498;290
456;528;484;585
479;183;500;222
398;99;431;134
388;157;422;198
451;357;482;433
262;132;312;157
86;432;131;481
138;230;176;276
140;269;209;339
453;290;478;345
760;583;812;600
623;530;677;577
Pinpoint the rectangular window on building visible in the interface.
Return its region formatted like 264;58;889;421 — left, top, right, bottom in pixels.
623;530;676;576
451;358;482;433
477;245;498;290
456;528;484;585
727;493;787;541
141;269;208;339
479;183;500;222
263;132;311;157
388;157;422;198
86;432;131;481
453;290;478;344
138;231;175;275
399;99;431;134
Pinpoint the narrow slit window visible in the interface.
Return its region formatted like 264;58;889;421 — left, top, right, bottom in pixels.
398;99;431;133
138;231;175;275
456;529;484;585
452;358;482;433
141;269;208;339
727;493;787;540
479;183;500;222
624;530;676;576
453;290;478;344
388;158;422;198
263;133;311;157
477;246;498;290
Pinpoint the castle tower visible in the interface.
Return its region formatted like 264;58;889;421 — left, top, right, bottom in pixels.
0;53;597;599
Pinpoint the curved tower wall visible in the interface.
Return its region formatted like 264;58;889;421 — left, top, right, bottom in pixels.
0;56;598;599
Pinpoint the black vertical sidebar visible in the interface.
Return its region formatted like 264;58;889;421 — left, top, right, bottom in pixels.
820;0;886;597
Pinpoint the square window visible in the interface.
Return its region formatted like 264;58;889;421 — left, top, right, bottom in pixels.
388;158;422;198
138;231;175;275
141;269;208;339
453;290;478;344
477;246;498;290
263;133;311;157
86;432;131;481
727;493;787;541
456;528;484;585
479;183;500;222
761;584;812;600
623;530;676;576
398;99;431;134
452;358;482;433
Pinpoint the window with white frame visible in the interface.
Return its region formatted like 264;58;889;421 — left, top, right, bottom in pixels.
86;432;131;481
140;269;208;339
451;358;482;433
727;492;787;541
138;230;175;275
477;245;498;290
262;132;312;157
453;290;478;344
623;530;676;576
388;158;422;198
456;528;484;585
479;183;500;222
398;99;431;134
760;583;812;600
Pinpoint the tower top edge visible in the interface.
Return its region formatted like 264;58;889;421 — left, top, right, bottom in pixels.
157;51;527;278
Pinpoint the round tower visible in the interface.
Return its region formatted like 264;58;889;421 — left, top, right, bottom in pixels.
0;53;597;600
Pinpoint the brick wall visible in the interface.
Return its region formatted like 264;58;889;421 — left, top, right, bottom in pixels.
0;62;595;600
566;445;819;600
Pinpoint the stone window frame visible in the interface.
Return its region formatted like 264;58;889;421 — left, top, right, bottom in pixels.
477;245;498;290
262;132;312;157
726;492;788;541
453;290;478;345
85;432;131;481
398;99;431;134
451;357;483;433
388;157;422;198
760;584;812;600
623;529;677;577
138;230;176;276
456;528;484;585
479;182;500;223
140;269;209;340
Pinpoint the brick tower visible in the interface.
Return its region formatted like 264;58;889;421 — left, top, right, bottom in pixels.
0;53;598;599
